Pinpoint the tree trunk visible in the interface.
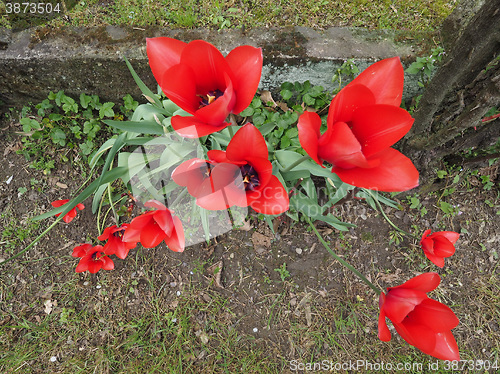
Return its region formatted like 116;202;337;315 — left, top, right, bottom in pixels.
401;0;500;185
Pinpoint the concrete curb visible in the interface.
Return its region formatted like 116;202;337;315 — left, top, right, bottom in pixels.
0;26;429;107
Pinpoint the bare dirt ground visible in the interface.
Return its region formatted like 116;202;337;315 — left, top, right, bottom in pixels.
0;122;499;372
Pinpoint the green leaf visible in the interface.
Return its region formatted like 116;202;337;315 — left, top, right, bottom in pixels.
80;93;92;109
99;102;115;118
103;120;165;135
280;89;293;101
91;183;109;213
33;167;128;221
124;56;163;109
303;93;315;106
239;107;255;117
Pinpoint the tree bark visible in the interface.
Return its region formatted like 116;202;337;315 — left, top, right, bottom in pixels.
401;0;500;184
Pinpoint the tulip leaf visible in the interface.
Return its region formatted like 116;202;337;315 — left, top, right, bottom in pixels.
33;167;128;221
290;192;353;231
103;120;165;135
198;205;211;244
123;56;163;109
301;178;317;201
91;183;109;214
328;183;355;205
89;137;116;169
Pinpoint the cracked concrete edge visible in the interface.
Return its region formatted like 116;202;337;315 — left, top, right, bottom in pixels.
0;26;428;107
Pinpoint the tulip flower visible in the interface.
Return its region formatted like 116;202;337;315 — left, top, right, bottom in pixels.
51;199;85;223
297;57;419;192
378;272;460;361
420;230;459;268
72;244;114;274
98;224;137;259
122;200;185;252
147;37;263;138
172;124;289;215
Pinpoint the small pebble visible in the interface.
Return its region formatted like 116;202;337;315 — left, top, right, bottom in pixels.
176;291;181;296
171;318;177;323
96;285;101;289
50;356;57;362
83;281;89;286
295;248;303;255
252;328;258;333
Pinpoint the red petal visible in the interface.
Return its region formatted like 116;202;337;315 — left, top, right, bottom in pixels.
51;199;69;208
227;124;269;162
410;299;459;332
390;272;441;293
171;115;230;138
144;200;167;210
72;243;93;258
350;105;414;157
246;156;273;190
420;229;432;243
63;209;77;223
298;111;323;166
146;37;186;83
318;121;373;169
225;46;263;113
153;210;174;237
180;40;230;94
328;84;375;124
332;148;419;192
194;76;235;125
122;212;155;243
378;293;391;341
140;221;166;248
383;288;428;323
393;318;437;355
432;236;456;257
247;175;289;215
101;256;115;271
424;252;445;268
75;257;90;273
207;150;230;163
345;57;404;106
164;215;185;252
98;225;116;241
160;64;198;113
431;231;460;245
420;237;435;254
172;158;212;196
76;203;85;211
196;163;247;209
430;331;460;361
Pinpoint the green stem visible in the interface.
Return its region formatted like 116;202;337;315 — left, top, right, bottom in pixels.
282;155;311;173
227;124;235;138
365;190;418;239
107;183;119;225
306;216;381;295
170;187;188;207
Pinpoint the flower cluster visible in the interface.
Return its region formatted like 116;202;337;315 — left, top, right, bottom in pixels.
68;200;184;273
47;37;462;361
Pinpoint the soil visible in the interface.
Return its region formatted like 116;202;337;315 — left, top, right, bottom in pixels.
0;118;499;373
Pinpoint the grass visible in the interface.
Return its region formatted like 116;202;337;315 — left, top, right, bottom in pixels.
1;0;456;32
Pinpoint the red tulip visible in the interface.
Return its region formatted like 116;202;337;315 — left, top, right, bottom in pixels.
147;37;263;138
420;230;459;268
72;244;114;274
172;124;289;215
297;57;419;192
51;199;85;223
98;224;137;259
378;272;460;361
122;200;185;252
